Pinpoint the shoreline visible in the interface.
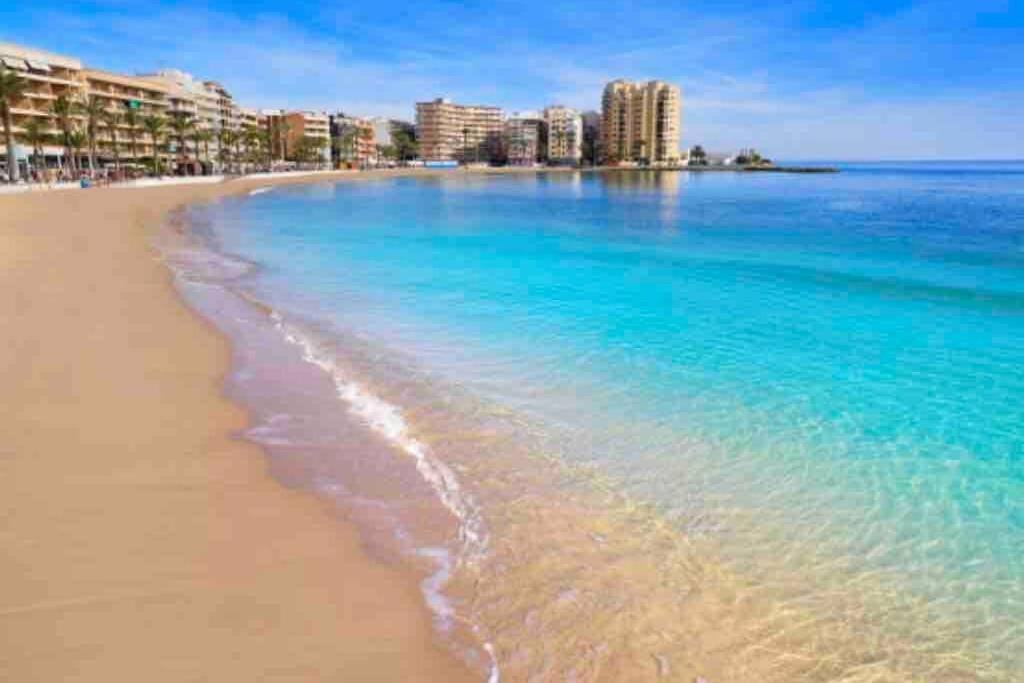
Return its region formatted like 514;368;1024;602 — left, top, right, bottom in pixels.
0;169;483;681
0;163;838;197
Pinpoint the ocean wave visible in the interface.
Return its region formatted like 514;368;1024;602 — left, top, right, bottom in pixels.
269;311;490;566
270;311;500;680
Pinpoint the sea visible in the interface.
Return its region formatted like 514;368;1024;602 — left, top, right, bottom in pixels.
159;163;1024;682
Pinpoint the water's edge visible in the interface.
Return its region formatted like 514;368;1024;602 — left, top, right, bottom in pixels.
153;204;501;680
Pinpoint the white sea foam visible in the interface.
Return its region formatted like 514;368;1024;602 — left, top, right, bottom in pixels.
270;312;499;679
269;312;489;565
248;187;273;196
417;547;455;627
484;642;500;683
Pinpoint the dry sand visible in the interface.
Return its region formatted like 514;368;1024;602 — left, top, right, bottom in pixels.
0;171;480;682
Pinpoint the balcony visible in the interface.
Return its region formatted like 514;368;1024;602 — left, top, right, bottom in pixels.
19;71;83;88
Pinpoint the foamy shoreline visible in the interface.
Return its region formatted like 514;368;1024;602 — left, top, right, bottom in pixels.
156;209;500;676
0;168;488;681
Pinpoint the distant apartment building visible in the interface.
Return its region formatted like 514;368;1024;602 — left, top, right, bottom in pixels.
504;112;546;166
291;111;331;163
80;69;172;164
260;110;287;160
330;113;376;165
262;109;331;163
235;108;260;127
238;107;263;130
415;97;503;163
0;43;196;174
0;42;83;174
139;69;245;169
140;70;228;129
601;80;680;164
543;106;583;165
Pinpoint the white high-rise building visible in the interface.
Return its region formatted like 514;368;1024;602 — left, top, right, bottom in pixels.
543;106;583;165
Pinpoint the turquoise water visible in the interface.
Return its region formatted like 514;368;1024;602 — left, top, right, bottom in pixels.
195;166;1024;679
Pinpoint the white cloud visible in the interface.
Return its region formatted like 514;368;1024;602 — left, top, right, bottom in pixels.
11;0;1024;158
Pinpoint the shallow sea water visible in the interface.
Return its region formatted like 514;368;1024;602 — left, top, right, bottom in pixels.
163;165;1024;681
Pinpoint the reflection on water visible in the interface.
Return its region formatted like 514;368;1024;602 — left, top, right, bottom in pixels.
182;168;1024;682
598;169;680;194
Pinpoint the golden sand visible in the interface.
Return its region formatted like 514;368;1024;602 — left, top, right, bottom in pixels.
0;172;479;682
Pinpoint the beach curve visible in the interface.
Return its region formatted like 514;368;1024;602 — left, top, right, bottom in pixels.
0;170;483;682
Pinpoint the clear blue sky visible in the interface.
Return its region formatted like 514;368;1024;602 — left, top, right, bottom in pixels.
4;0;1023;159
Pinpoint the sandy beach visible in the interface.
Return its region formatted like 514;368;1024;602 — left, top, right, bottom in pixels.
0;171;479;682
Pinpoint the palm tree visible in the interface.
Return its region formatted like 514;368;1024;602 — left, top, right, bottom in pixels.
168;113;194;173
231;129;243;172
20;118;48;178
238;126;253;169
51;94;76;175
123;109;141;166
76;94;106;174
102;110;123;172
337;130;356;165
0;66;30;181
67;128;86;175
552;127;567;164
259;128;272;168
311;136;328;169
142;114;166;175
246;126;271;169
272;117;291;161
359;128;375;167
193;127;213;172
219;128;238;173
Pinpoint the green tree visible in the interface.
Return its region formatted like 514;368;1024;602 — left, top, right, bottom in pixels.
67;127;86;175
142;114;166;175
359;127;375;166
168;113;194;173
76;94;106;174
552;127;568;164
193;127;213;171
309;136;328;169
290;135;311;166
122;109;141;166
260;129;271;168
21;118;49;178
269;117;290;161
51;94;77;175
0;66;30;181
247;126;271;169
391;128;417;162
690;145;707;166
341;130;357;162
102;110;123;172
218;127;234;173
240;125;261;169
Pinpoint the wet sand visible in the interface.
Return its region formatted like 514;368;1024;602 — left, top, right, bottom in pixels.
0;171;480;682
